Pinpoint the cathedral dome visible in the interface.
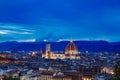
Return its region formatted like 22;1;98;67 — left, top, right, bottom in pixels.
65;40;78;52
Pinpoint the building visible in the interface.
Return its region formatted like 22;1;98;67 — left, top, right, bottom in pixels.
41;41;80;60
53;75;72;80
40;71;72;80
40;71;53;80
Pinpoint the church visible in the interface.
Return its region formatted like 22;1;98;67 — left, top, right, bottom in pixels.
40;41;80;59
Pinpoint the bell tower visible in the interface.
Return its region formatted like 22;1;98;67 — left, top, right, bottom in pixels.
46;44;51;59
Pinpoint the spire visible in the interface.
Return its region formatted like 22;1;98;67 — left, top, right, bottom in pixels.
70;37;73;43
40;49;43;55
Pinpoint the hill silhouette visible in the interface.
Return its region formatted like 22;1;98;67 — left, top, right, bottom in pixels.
0;41;120;52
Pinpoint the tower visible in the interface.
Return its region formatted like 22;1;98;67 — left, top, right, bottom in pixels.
46;44;51;59
40;49;43;58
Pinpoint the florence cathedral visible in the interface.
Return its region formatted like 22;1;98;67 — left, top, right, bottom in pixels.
41;41;80;59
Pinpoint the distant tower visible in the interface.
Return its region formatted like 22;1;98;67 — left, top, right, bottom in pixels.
40;49;43;58
46;44;51;59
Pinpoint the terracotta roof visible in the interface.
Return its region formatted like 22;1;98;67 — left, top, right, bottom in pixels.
65;41;78;51
41;71;54;75
53;75;71;78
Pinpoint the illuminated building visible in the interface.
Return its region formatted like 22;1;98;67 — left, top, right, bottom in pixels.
40;71;72;80
41;41;80;59
0;53;6;58
31;52;36;56
40;71;53;80
102;67;114;74
65;40;80;59
46;44;51;59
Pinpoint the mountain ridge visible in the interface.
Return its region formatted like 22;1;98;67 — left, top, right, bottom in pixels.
0;40;120;52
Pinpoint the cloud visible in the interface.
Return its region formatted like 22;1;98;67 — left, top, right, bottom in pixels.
0;23;35;42
0;29;33;35
17;39;36;42
0;23;34;35
0;30;9;34
0;23;34;31
36;32;70;42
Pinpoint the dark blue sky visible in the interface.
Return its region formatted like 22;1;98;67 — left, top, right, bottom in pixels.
0;0;120;42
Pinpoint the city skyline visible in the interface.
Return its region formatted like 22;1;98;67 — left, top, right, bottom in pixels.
0;0;120;42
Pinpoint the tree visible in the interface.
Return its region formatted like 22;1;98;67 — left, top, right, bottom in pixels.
3;75;20;80
114;61;120;79
3;75;13;80
109;61;120;80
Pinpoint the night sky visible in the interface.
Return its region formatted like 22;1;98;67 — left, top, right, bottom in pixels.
0;0;120;42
